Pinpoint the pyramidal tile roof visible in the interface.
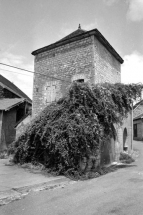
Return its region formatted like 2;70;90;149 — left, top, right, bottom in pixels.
58;24;86;42
32;24;123;64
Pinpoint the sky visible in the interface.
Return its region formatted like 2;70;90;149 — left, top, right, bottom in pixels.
0;0;143;99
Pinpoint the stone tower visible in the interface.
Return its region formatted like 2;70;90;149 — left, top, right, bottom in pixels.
31;25;133;160
32;25;123;117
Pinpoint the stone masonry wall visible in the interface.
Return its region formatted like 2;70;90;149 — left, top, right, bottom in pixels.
33;36;95;117
113;111;133;161
93;36;121;84
121;112;132;152
33;35;121;117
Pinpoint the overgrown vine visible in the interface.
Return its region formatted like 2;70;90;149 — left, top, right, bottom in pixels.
9;82;143;176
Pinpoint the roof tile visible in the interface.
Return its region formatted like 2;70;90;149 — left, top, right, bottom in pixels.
0;98;25;111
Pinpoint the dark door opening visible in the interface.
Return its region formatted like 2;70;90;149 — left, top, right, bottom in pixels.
134;124;137;137
123;128;127;150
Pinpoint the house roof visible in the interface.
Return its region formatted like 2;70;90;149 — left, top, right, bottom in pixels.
134;112;143;121
0;75;32;104
32;25;124;64
133;100;143;110
0;98;25;111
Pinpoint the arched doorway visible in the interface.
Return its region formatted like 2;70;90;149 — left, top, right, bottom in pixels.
123;128;127;150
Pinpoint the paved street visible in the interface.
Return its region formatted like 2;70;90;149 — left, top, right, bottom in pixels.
0;158;70;206
0;160;67;192
1;141;143;215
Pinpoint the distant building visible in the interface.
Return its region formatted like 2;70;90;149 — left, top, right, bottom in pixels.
0;75;32;151
31;25;133;164
133;100;143;140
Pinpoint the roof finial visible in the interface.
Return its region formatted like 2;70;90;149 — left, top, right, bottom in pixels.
78;24;81;29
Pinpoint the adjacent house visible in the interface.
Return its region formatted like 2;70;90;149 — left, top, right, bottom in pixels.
133;100;143;140
0;74;32;151
31;25;133;164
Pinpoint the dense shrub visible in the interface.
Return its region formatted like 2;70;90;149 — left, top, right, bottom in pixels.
9;82;143;174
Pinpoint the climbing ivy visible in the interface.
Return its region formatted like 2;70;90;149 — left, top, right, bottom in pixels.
9;82;143;175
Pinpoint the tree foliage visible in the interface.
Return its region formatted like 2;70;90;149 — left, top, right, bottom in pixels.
10;82;143;174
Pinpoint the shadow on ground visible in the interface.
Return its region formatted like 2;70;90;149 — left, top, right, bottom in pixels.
64;162;137;181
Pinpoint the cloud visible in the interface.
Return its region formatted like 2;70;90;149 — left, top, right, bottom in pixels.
127;0;143;21
0;52;33;99
121;52;143;84
103;0;118;6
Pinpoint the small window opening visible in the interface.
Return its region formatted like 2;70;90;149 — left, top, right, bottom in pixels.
76;79;84;83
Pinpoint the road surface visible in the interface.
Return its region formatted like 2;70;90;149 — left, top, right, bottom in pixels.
1;141;143;215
